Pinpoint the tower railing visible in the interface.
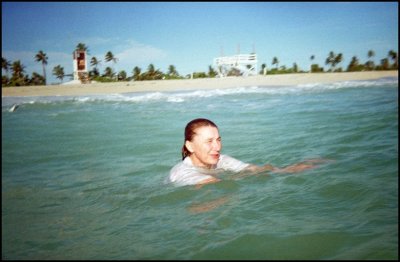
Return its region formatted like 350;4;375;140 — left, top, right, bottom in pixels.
213;54;258;77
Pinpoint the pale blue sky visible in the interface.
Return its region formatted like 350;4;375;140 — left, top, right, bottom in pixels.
2;2;398;84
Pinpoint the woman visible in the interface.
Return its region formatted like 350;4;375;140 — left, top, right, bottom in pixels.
168;118;323;187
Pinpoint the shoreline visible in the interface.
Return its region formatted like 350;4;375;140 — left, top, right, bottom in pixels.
2;71;398;97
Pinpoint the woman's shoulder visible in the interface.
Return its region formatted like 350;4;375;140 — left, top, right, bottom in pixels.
169;157;196;179
169;157;215;186
217;154;250;172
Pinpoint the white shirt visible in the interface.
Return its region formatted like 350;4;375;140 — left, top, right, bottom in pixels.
168;154;250;186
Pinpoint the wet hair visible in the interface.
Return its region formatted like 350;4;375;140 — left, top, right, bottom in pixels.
182;118;218;160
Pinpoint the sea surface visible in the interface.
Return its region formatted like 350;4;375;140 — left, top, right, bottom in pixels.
2;77;398;259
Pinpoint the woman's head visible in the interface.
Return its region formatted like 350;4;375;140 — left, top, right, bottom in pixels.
181;118;222;168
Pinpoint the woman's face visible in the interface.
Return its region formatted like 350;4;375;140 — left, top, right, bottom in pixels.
186;126;222;169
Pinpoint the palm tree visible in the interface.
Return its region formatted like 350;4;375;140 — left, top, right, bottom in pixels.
380;58;390;70
90;56;101;71
325;51;343;72
388;50;398;69
11;60;25;77
31;72;45;85
144;64;162;80
104;66;114;78
366;50;375;70
76;43;89;54
2;57;11;79
132;66;141;81
347;56;359;71
147;63;156;79
147;64;155;74
272;57;279;70
35;50;48;85
208;65;217;77
259;63;266;75
293;63;298;73
11;60;26;86
367;50;375;59
105;51;117;64
105;51;118;75
310;55;315;73
118;70;127;81
334;53;343;71
168;65;178;76
53;65;65;83
89;56;101;77
325;51;335;72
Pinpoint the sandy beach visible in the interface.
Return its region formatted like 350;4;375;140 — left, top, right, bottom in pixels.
2;71;398;97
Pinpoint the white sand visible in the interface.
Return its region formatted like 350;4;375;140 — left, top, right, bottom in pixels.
2;71;397;97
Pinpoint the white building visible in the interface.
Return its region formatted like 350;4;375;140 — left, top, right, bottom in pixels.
213;53;258;77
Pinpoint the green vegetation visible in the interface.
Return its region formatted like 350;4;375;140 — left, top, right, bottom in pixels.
53;65;65;83
2;45;398;87
34;50;48;85
264;50;397;75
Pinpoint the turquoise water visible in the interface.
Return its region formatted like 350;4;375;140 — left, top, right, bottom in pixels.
2;78;398;259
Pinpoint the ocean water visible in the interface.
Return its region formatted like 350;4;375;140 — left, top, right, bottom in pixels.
2;77;398;259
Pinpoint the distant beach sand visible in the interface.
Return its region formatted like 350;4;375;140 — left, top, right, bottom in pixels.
2;71;398;97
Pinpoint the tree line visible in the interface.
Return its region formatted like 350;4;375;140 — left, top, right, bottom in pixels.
261;50;398;75
2;43;398;87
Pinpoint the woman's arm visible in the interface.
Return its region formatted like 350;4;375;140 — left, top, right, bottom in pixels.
272;162;315;173
244;158;329;174
244;164;275;173
195;176;221;189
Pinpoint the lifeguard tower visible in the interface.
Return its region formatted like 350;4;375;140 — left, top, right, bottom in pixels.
213;53;258;77
73;50;90;83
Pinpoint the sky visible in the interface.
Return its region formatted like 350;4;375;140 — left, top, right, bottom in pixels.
2;1;398;84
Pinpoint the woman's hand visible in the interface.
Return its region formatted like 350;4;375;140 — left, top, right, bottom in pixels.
273;158;332;174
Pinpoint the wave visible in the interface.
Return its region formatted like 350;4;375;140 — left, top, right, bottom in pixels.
2;77;397;109
297;77;398;90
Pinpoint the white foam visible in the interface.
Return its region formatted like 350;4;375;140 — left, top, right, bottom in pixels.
2;78;397;107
